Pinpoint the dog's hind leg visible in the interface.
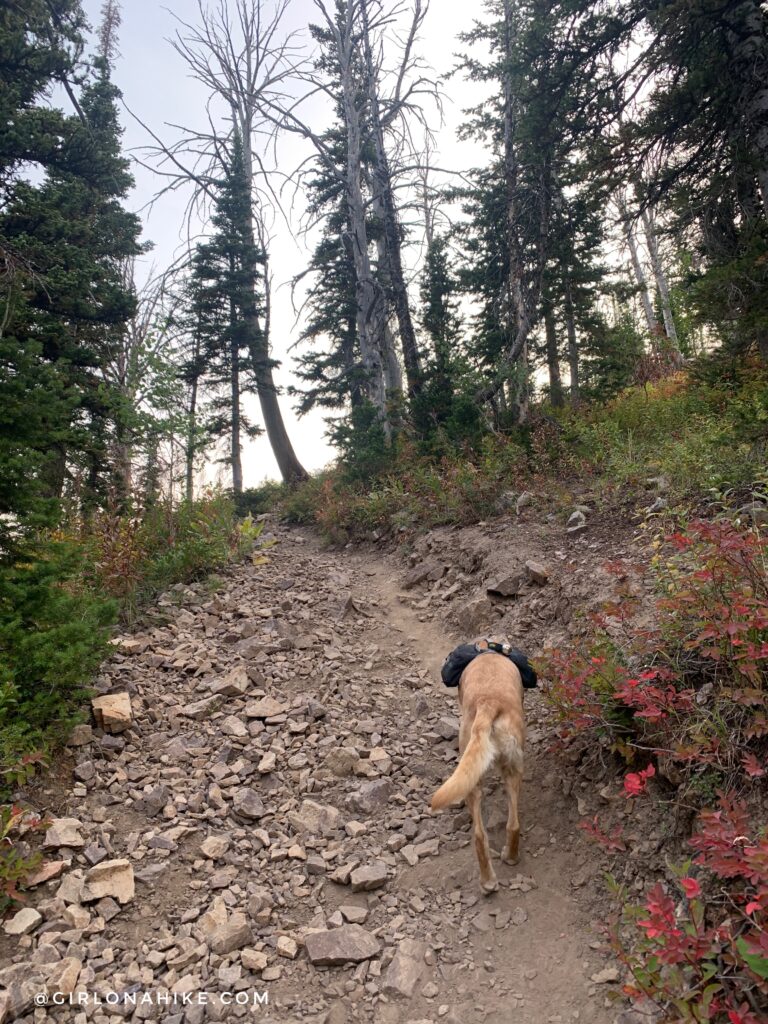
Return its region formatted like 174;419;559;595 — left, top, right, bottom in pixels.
500;765;522;865
466;785;498;894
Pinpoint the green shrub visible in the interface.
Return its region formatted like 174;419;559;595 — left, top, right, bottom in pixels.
0;539;115;766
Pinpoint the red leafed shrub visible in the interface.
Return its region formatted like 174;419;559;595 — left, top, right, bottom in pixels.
613;795;768;1022
543;519;768;794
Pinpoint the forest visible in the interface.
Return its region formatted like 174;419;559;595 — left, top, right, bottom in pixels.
1;1;768;1019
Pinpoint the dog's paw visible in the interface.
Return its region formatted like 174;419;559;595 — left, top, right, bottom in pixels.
480;877;499;895
501;854;520;866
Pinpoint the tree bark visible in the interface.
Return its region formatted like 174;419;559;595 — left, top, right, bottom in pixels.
564;278;580;402
477;0;550;409
372;194;403;400
640;207;681;358
510;343;529;425
336;0;390;438
185;374;198;503
619;195;660;344
229;288;243;495
236;128;308;483
360;0;422;397
544;306;564;408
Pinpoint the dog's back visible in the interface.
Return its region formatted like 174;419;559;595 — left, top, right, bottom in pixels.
431;653;525;810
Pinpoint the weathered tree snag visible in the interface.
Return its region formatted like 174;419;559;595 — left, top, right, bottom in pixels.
360;0;422;397
544;306;564;408
640;207;681;360
564;278;580;402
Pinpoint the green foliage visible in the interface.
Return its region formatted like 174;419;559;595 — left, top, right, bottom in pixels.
559;370;768;496
0;801;49;912
328;402;395;484
0;539;115;766
77;490;248;617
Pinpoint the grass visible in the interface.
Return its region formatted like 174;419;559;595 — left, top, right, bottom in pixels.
269;362;768;542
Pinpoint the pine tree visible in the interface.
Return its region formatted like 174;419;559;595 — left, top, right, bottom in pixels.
186;134;265;494
0;1;142;532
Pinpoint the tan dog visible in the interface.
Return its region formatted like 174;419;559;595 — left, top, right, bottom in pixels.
431;649;525;893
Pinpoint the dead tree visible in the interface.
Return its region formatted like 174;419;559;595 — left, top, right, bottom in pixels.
165;0;308;483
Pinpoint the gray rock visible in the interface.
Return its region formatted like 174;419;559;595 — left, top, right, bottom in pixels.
436;716;459;741
82;859;135;905
139;784;169;817
304;925;381;967
3;907;42;936
66;724;93;747
289;799;341;834
456;597;493;634
44;817;84;849
212;664;250;697
183;695;224;720
382;938;427;998
346;779;393;817
567;510;587;535
233;789;265;820
349;861;389;892
486;575;524;598
210;913;252;956
324;746;360;777
525;560;549;585
244;696;288;719
403;563;437;590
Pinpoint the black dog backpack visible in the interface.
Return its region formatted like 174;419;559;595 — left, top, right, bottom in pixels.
441;641;537;690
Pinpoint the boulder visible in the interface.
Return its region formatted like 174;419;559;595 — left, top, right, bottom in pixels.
233;789;265;820
3;907;42;936
323;747;360;777
486;574;524;598
304;925;381;967
382;938;428;998
525;560;550;585
44;817;84;849
288;799;341;835
212;664;250;697
346;779;393;817
182;695;224;720
91;692;132;733
81;859;134;905
350;861;389;892
456;597;493;634
244;696;288;719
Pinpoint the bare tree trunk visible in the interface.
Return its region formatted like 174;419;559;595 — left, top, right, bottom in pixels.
640;207;681;359
544;306;564;408
510;344;529;425
360;0;422;397
372;194;403;400
229;289;243;494
621;203;660;343
185;375;198;503
237;142;308;483
337;1;390;437
564;279;580;401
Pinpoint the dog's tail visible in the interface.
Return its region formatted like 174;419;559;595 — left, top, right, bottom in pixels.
431;704;500;810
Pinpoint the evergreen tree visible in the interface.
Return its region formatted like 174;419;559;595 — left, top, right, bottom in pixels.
0;1;141;534
187;134;265;494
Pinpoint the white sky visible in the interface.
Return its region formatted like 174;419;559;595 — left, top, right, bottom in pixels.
80;0;491;485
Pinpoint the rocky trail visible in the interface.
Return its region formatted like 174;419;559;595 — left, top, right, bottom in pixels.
1;505;658;1024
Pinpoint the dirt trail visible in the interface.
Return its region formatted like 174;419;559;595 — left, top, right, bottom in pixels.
1;520;631;1024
